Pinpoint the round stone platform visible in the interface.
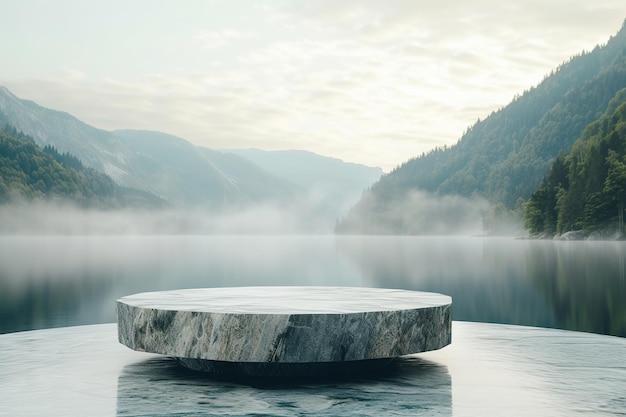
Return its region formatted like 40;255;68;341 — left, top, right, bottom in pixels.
116;287;452;377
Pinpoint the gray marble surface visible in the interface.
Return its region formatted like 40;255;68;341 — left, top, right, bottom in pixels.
1;322;625;416
116;287;451;314
117;287;452;368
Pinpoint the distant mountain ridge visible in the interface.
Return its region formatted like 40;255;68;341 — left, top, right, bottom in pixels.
0;87;382;214
113;129;296;207
0;86;288;207
221;148;383;191
221;148;383;217
337;19;626;235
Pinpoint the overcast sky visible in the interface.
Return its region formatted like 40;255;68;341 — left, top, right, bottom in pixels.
2;1;625;171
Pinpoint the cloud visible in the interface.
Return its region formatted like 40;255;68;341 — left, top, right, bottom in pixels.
337;189;491;235
0;198;340;236
193;29;254;50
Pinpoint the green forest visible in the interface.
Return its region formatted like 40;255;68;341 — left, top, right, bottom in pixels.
337;20;626;237
0;126;163;208
524;89;626;237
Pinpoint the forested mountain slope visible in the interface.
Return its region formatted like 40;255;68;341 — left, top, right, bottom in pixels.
0;87;144;184
524;88;626;237
337;20;626;235
0;126;162;207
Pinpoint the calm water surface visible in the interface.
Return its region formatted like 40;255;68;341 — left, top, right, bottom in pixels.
1;235;624;337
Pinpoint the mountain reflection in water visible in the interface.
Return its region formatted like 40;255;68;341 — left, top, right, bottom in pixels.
1;235;624;337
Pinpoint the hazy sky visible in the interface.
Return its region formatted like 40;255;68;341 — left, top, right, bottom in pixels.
2;1;625;171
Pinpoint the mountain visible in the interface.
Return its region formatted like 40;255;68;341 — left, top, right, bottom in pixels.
221;148;383;218
0;88;295;207
337;20;626;235
113;130;296;207
0;126;162;207
524;88;626;237
0;86;382;214
0;87;144;185
222;149;382;190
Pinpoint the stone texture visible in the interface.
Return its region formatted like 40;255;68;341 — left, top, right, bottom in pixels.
116;287;451;374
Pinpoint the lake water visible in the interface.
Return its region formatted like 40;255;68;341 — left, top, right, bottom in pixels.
1;235;624;337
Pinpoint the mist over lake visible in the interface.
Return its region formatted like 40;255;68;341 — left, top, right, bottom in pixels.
2;234;624;337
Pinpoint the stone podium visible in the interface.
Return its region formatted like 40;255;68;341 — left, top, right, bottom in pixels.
116;287;452;377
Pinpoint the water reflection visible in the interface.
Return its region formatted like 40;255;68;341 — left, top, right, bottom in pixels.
116;357;451;416
1;235;624;337
526;240;626;336
337;237;626;337
338;237;560;327
0;236;362;333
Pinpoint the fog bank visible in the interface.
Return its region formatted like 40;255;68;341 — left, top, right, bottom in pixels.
337;189;494;235
0;200;337;235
